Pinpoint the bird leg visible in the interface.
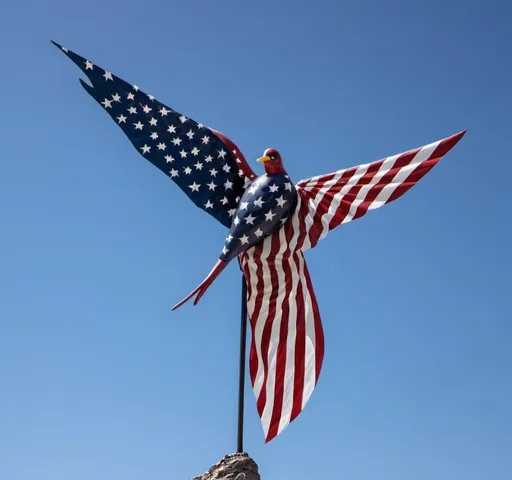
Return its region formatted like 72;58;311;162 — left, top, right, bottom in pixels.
171;259;228;310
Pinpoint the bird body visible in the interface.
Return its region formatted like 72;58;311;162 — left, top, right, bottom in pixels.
220;172;297;263
172;151;298;309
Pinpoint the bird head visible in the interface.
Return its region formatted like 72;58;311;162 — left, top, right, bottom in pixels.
257;148;286;175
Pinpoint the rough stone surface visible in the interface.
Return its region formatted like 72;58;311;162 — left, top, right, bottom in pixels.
192;452;261;480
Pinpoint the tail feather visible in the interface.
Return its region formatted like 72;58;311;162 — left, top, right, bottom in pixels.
171;259;227;310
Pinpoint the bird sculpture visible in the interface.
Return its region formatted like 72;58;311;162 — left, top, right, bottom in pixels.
53;41;466;443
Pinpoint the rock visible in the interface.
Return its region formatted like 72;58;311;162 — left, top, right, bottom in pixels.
193;452;261;480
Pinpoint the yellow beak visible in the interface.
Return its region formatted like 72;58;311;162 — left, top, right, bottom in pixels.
257;155;271;163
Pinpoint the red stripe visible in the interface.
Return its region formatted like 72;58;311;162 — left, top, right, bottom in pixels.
256;234;281;418
290;259;306;423
247;244;264;391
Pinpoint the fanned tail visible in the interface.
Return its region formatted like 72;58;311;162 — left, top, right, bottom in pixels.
171;259;227;310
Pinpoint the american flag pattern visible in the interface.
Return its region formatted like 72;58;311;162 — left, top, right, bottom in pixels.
50;41;256;229
239;130;465;442
53;41;465;443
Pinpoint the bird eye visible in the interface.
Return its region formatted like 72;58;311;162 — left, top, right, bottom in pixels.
270;155;276;160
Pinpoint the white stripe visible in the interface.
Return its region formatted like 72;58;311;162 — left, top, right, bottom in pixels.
367;141;440;211
277;207;306;435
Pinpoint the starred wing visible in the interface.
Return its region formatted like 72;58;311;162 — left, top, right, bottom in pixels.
52;41;257;228
295;130;466;251
238;193;324;443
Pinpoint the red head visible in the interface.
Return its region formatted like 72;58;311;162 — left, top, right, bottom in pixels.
257;148;286;175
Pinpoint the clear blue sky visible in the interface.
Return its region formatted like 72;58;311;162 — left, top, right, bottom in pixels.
1;0;511;479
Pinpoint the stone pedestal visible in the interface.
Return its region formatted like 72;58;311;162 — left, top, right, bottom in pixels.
193;452;261;480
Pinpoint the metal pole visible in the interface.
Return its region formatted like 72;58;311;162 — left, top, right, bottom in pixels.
237;275;248;453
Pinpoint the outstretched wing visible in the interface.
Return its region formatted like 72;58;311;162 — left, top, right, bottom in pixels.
239;194;324;443
295;130;466;251
52;41;257;228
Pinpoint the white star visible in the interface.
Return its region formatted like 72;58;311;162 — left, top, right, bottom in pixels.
150;132;158;140
103;71;113;81
84;60;94;70
197;123;204;129
239;201;249;210
207;181;217;191
116;114;127;124
127;93;135;101
223;164;231;173
189;182;200;192
61;46;69;53
284;182;292;191
226;234;233;243
205;155;213;163
269;183;279;193
191;147;200;156
159;107;170;116
127;106;137;114
275;195;287;207
210;168;218;177
224;180;233;190
221;197;229;205
140;144;151;154
101;98;113;109
157;143;167;151
142;105;152;114
148;94;155;101
149;118;158;126
238;169;245;177
248;185;257;195
254;228;264;237
169;169;179;177
265;210;276;221
184;167;192;174
133;85;139;91
228;209;236;217
222;246;229;255
165;155;174;163
179;115;188;123
180;149;188;158
134;121;144;130
172;137;182;146
111;93;121;102
254;197;264;208
202;135;210;144
194;161;203;170
218;149;227;159
167;125;177;134
205;200;214;209
186;130;195;139
245;214;256;225
234;217;240;226
239;234;249;245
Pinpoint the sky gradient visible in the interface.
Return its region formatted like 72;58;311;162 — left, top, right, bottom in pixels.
1;1;511;479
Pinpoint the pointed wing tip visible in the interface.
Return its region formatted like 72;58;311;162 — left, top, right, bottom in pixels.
444;129;467;150
51;40;67;52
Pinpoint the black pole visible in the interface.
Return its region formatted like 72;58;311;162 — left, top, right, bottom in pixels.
237;274;248;453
